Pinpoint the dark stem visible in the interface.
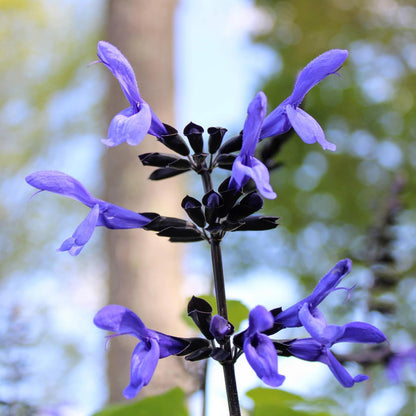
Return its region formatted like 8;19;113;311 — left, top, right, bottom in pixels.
198;165;241;416
210;239;241;416
200;165;213;194
210;239;228;319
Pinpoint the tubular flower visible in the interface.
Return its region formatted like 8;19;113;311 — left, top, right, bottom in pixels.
243;305;285;387
275;259;353;328
96;41;167;146
94;305;188;399
260;49;349;151
229;91;277;199
25;171;151;255
288;303;386;387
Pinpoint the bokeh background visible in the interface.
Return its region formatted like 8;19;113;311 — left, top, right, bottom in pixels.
1;0;415;415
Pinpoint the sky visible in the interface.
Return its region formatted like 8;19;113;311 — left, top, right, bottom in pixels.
175;0;277;131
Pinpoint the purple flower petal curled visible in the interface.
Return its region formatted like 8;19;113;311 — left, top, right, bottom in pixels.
123;339;160;399
243;305;284;386
58;204;100;256
298;304;344;345
244;333;285;387
286;106;336;151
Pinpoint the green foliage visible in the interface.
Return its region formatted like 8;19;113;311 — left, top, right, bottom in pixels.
247;387;340;416
92;388;189;416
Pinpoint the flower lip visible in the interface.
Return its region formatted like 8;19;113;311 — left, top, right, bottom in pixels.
241;305;285;387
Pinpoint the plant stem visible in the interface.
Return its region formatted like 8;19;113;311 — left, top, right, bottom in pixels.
210;239;241;416
200;165;213;195
198;165;241;416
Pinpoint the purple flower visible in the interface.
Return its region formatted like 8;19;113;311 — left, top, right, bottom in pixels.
260;49;349;151
386;347;416;383
94;305;188;398
229;92;277;199
276;259;353;327
96;41;167;146
209;315;234;343
25;171;151;255
243;305;285;387
289;303;386;387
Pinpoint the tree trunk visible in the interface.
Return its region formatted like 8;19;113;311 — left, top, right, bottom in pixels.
102;0;195;402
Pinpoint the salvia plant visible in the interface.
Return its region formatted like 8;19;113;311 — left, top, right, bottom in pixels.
26;41;388;416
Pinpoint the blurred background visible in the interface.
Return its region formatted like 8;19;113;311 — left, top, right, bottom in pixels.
1;0;415;415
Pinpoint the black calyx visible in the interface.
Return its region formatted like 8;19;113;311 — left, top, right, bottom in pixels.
141;212;204;242
187;296;214;340
218;133;242;154
183;122;204;154
208;127;227;154
202;190;225;226
158;124;191;156
139;152;190;169
181;196;206;228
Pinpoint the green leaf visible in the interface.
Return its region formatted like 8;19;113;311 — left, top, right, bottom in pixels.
247;387;338;416
92;388;189;416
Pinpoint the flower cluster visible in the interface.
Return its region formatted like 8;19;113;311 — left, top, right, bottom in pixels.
96;259;386;398
26;40;388;408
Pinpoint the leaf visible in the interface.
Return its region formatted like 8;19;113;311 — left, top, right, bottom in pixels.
92;388;189;416
247;387;338;416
